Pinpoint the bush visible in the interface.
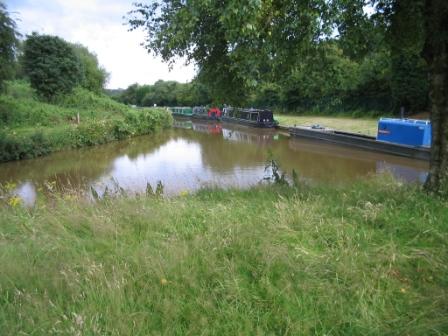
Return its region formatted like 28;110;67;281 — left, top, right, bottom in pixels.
0;130;50;161
56;87;130;115
22;33;83;100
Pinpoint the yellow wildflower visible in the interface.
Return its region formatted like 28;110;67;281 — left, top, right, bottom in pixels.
8;195;21;207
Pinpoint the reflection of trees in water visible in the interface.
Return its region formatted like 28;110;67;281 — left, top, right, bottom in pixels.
0;131;175;190
193;125;275;171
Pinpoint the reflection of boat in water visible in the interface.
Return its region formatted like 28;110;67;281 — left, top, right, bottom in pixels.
192;122;222;134
222;107;278;128
222;124;278;145
376;161;428;183
288;137;428;183
173;119;193;129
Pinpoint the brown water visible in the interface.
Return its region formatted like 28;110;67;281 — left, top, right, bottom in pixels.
0;119;429;205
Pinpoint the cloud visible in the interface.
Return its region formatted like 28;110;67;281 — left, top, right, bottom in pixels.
6;0;196;88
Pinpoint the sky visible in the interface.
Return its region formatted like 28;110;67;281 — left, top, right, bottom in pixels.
5;0;196;89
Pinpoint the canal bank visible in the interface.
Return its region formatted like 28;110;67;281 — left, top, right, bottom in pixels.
0;82;172;163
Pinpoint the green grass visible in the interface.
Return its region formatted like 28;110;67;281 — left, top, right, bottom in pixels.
276;114;379;135
0;81;173;162
1;176;447;335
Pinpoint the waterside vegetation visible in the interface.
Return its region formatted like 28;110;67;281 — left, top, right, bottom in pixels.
0;81;172;162
0;176;447;334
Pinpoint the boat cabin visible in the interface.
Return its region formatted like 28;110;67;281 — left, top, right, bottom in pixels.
223;108;275;123
193;106;222;119
169;106;193;116
377;118;432;147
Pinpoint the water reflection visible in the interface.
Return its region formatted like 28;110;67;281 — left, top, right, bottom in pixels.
0;119;428;204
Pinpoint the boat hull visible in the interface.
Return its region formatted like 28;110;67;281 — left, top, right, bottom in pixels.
289;127;430;161
191;114;221;121
221;116;277;128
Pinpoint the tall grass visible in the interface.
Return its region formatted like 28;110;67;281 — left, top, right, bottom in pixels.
0;177;447;334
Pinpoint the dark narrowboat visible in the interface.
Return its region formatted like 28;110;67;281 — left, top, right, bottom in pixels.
289;118;431;161
221;107;278;128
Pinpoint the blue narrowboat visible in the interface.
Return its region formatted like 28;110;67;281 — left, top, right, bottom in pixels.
289;118;431;161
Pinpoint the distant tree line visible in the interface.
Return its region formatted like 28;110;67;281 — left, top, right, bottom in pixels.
115;80;211;107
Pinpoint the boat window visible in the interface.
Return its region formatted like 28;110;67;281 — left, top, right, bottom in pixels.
259;110;273;121
251;113;258;121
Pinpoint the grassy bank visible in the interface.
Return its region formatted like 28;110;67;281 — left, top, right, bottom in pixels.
276;114;379;135
0;81;172;162
1;177;447;334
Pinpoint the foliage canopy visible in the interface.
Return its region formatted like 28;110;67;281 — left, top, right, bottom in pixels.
128;0;428;113
0;3;20;91
71;43;109;93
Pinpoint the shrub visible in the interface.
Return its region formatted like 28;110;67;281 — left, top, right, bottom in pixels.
0;130;50;161
22;33;83;100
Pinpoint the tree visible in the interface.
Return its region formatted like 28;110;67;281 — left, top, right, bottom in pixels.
388;0;428;114
421;0;448;195
0;2;20;91
372;0;448;194
22;33;83;99
71;43;109;93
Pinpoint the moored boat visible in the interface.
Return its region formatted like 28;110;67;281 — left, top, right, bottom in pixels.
221;107;278;128
192;106;222;120
289;119;431;161
169;106;193;117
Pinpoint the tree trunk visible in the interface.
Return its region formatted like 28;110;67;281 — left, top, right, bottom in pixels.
423;0;448;196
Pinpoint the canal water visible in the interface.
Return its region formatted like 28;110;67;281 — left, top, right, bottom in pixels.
0;119;429;205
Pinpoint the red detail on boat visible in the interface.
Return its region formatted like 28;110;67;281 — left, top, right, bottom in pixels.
208;107;222;118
